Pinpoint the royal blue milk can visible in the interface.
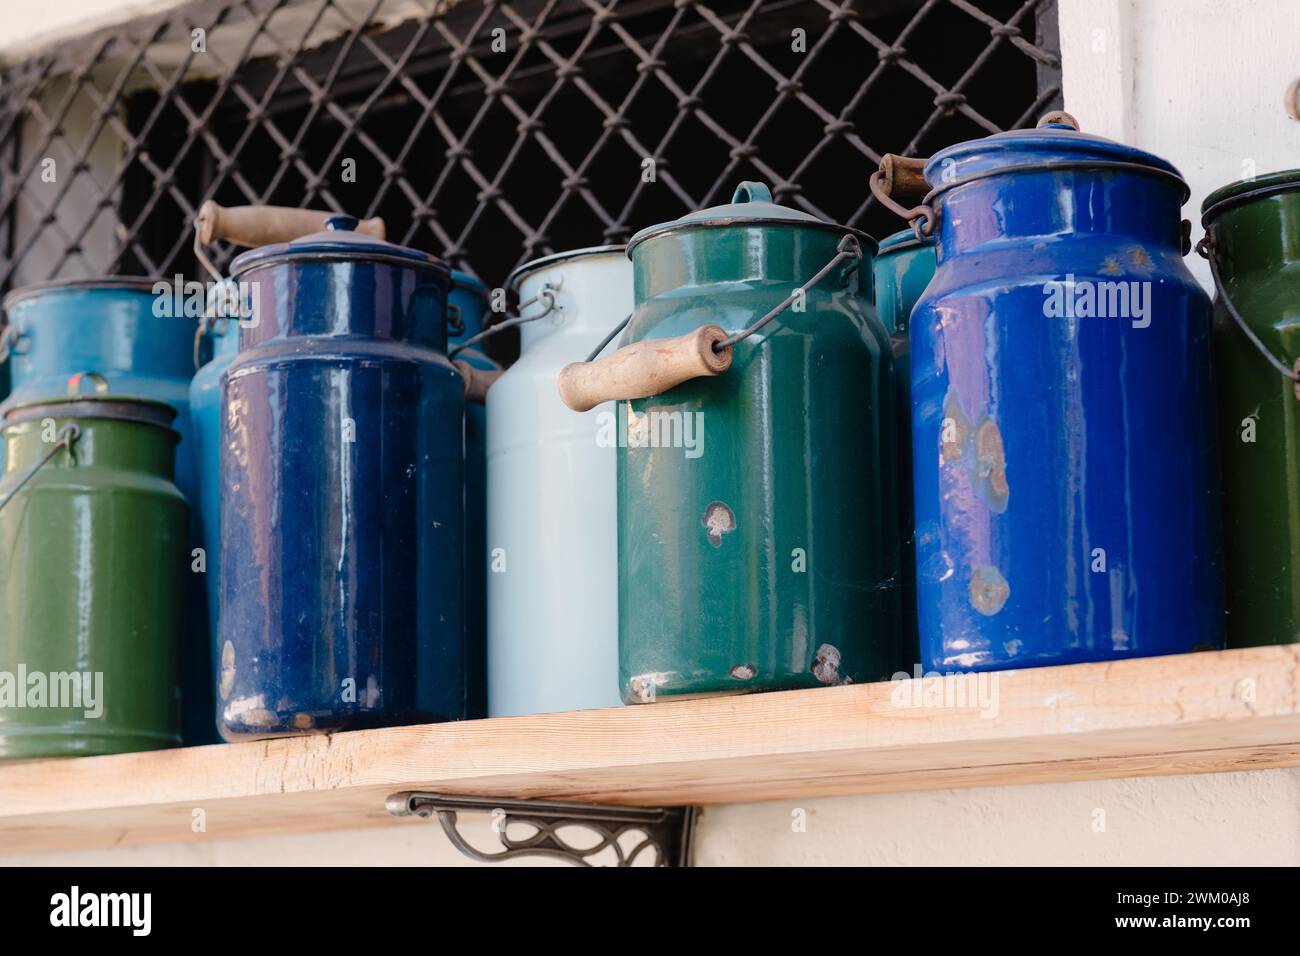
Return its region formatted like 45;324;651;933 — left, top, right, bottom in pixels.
0;277;213;741
871;113;1223;671
218;214;467;739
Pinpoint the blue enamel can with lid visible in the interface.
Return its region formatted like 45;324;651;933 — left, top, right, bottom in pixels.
218;216;466;738
895;119;1223;671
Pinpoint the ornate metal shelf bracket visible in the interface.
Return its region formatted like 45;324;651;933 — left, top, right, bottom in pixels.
386;792;698;867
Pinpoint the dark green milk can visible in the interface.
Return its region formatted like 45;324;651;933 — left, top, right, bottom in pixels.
1200;170;1300;646
0;374;185;757
873;229;935;667
558;182;900;702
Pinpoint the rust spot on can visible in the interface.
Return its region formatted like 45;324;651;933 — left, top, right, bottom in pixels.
812;643;842;685
292;713;315;730
702;500;736;547
973;417;1010;513
1129;245;1151;271
629;673;668;703
1100;256;1124;276
970;565;1010;616
729;663;757;680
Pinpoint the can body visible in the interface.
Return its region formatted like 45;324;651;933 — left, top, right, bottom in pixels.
0;279;212;741
449;272;494;718
219;256;466;738
1203;171;1300;646
189;318;240;705
0;399;185;758
873;230;936;667
618;226;899;702
912;165;1222;671
487;249;628;716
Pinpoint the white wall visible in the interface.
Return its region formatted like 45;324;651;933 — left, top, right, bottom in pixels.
1059;0;1300;288
4;0;1300;868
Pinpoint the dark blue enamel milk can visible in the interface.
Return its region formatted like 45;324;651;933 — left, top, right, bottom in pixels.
872;114;1223;672
218;215;466;738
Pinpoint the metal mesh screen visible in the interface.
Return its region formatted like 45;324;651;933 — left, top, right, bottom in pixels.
0;0;1060;292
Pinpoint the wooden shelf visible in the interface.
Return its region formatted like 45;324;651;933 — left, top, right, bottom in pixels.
2;645;1299;853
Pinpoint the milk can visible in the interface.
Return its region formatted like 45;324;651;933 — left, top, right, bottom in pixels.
448;271;497;717
873;228;936;665
871;114;1223;671
188;313;239;691
0;374;186;758
218;213;467;739
0;277;211;741
190;202;390;739
486;247;629;716
559;184;900;702
1199;169;1300;647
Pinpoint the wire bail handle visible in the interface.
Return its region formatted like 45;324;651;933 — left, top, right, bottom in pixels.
1197;228;1300;399
0;421;81;515
869;155;936;240
0;322;26;365
557;233;865;412
448;282;559;360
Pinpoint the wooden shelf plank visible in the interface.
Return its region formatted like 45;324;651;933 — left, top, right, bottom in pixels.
2;645;1298;853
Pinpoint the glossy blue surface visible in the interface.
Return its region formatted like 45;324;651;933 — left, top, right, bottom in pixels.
448;271;493;720
0;279;214;741
218;240;467;739
189;317;239;728
911;137;1223;672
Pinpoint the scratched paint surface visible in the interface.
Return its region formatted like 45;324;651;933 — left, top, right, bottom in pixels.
910;129;1223;671
618;221;902;701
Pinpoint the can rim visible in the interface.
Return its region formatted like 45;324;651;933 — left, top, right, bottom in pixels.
506;244;628;293
924;159;1191;206
2;276;160;312
2;396;178;432
626;218;876;256
230;249;452;282
1201;168;1300;223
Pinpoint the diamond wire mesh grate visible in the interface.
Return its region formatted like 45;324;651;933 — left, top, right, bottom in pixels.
0;0;1060;296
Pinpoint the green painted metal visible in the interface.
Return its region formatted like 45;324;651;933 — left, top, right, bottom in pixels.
872;229;936;668
0;391;186;757
1202;170;1300;647
617;185;900;703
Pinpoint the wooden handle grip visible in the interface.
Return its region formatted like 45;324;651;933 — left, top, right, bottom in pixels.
878;154;930;203
197;201;386;247
455;360;504;404
556;325;733;413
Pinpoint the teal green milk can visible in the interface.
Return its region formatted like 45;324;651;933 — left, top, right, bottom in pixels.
0;374;186;757
873;228;935;666
558;182;900;702
1200;169;1300;646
